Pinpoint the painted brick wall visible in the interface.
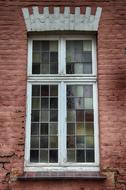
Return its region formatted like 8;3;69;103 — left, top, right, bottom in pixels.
0;0;126;189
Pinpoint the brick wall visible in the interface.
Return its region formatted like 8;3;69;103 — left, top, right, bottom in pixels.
0;0;126;189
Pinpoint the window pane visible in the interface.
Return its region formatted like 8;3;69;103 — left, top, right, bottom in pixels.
32;85;40;96
66;40;92;74
50;62;58;74
41;41;49;51
50;110;58;121
74;63;83;74
40;136;48;148
30;150;39;162
84;85;93;98
31;123;39;135
41;85;49;96
76;110;84;122
76;136;85;148
41;110;48;122
50;85;58;96
41;123;48;135
49;150;58;163
40;150;48;163
50;123;58;135
41;98;49;109
86;136;94;148
86;150;94;162
67;110;76;122
32;64;40;74
84;98;93;109
67;150;75;162
30;85;58;163
50;41;58;52
85;110;94;122
77;150;85;162
67;85;94;163
32;98;40;109
85;122;94;135
33;52;41;63
42;52;49;64
33;41;41;51
32;40;58;74
67;136;75;148
67;123;75;135
76;123;85;135
50;98;58;109
50;136;58;148
31;110;39;122
31;136;39;148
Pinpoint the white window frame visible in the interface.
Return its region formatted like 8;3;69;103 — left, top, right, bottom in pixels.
24;35;99;172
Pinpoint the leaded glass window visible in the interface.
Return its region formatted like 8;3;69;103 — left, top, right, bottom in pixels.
26;35;98;171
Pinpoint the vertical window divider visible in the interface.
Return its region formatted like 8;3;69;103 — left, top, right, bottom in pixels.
59;82;67;164
59;37;66;75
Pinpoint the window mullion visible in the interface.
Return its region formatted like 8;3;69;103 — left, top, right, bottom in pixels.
59;82;67;164
59;37;65;74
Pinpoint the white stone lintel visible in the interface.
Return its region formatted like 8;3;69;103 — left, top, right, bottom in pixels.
22;6;102;32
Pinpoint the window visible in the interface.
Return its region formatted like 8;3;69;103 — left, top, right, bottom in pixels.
25;35;99;172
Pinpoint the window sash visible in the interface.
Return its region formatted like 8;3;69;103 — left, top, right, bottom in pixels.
25;82;99;166
27;35;97;76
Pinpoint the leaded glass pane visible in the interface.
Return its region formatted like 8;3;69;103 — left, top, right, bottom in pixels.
50;136;58;148
86;150;94;162
67;85;94;163
49;150;58;163
86;136;94;148
32;85;40;96
41;123;48;135
67;150;75;162
40;136;48;148
67;136;75;148
30;85;58;163
30;150;39;162
50;123;58;135
31;136;39;148
32;98;40;109
77;150;85;162
31;110;39;122
66;40;92;74
31;123;39;135
76;123;85;135
40;150;48;163
32;40;58;74
41;98;49;109
67;123;75;135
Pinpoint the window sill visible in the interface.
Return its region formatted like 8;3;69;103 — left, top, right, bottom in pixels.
17;172;106;181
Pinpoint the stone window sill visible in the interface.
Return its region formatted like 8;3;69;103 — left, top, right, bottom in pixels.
17;172;106;181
